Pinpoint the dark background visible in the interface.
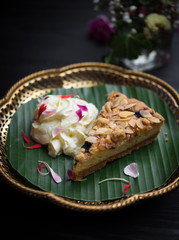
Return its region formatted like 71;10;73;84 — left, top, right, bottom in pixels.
0;1;179;239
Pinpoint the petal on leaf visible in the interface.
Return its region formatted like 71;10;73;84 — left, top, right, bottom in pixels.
49;167;62;183
24;143;42;149
37;161;62;183
67;169;73;180
124;163;139;178
22;130;32;143
37;162;49;176
124;182;131;195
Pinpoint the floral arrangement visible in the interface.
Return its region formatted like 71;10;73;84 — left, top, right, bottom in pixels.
89;0;179;65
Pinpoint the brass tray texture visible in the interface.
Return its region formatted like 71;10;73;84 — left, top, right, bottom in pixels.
0;62;178;212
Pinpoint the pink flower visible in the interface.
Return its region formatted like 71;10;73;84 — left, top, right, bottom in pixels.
88;15;114;43
139;6;147;15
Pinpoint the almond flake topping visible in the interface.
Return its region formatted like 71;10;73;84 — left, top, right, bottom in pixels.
105;102;112;113
123;103;136;110
119;111;135;118
118;121;128;128
112;98;121;108
108;122;116;129
89;130;96;135
139;110;152;118
148;117;160;123
95;128;113;135
85;136;98;143
129;119;136;128
112;95;126;108
136;119;144;129
125;128;134;134
113;117;132;121
118;106;125;110
120;98;128;107
98;117;109;125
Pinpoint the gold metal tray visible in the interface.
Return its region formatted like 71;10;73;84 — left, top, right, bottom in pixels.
0;62;178;211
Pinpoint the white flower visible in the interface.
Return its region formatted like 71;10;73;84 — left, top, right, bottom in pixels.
139;13;144;18
129;5;137;11
131;28;137;34
123;12;132;23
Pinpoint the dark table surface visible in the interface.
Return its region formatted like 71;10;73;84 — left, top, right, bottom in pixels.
0;1;179;239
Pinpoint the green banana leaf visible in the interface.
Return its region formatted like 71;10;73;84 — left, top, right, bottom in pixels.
6;84;179;201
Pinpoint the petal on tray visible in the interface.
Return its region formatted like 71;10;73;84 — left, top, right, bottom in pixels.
124;163;139;178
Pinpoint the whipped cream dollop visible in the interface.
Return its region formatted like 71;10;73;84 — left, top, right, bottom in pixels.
31;94;98;157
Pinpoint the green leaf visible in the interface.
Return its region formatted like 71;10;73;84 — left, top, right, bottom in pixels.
107;31;152;63
6;84;179;201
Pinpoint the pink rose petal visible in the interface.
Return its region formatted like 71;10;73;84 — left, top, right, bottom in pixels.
52;127;65;138
67;169;73;179
49;167;62;183
38;95;49;105
37;161;62;183
76;108;84;122
37;104;47;121
37;162;49;176
124;182;131;195
61;93;76;99
22;130;32;143
124;163;139;178
24;143;42;149
44;109;57;117
99;177;131;196
77;104;88;112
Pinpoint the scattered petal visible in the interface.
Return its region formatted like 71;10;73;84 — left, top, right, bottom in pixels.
67;169;73;179
77;104;88;112
76;108;84;122
38;95;49;105
124;182;131;195
44;109;57;117
22;130;32;143
124;163;139;178
37;161;62;183
61;93;76;99
37;162;50;176
98;177;131;196
52;127;65;138
24;143;42;149
49;167;62;183
37;104;47;121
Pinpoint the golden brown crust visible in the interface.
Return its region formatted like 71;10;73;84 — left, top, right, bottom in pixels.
72;91;165;180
